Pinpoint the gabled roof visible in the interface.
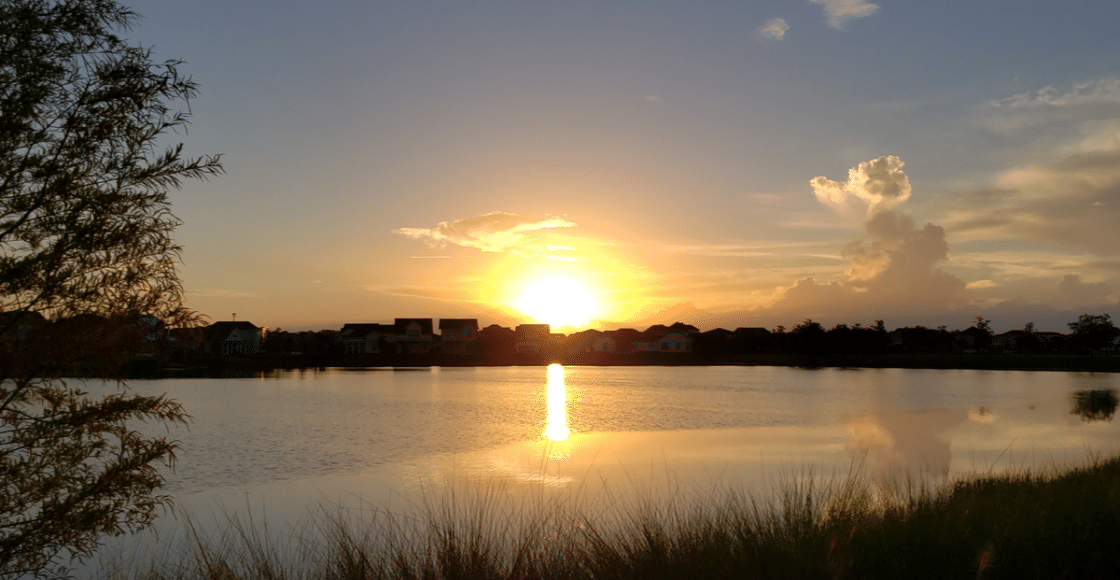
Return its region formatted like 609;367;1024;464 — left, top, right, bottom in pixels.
394;318;434;334
607;328;643;343
338;323;388;338
439;318;478;331
515;324;551;338
204;321;259;341
668;322;700;335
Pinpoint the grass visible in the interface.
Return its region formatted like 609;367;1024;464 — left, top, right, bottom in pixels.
105;455;1120;580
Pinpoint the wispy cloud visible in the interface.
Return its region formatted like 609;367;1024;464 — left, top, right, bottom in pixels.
759;18;790;41
393;211;576;254
809;0;879;29
947;81;1120;257
189;288;261;299
992;79;1120;109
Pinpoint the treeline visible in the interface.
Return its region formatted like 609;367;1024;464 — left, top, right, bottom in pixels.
243;314;1120;370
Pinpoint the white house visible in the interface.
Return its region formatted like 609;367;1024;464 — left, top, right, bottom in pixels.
394;318;435;354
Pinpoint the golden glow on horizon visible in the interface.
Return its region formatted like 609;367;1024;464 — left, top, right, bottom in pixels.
474;242;653;329
543;363;570;442
514;275;601;330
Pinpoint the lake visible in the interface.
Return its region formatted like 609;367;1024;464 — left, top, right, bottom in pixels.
87;365;1120;573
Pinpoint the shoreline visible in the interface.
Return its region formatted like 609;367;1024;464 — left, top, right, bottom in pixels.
120;352;1120;378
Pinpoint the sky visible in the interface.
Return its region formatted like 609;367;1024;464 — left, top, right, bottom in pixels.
125;0;1120;333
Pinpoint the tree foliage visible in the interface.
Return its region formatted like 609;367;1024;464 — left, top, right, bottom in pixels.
0;0;220;575
1067;313;1120;353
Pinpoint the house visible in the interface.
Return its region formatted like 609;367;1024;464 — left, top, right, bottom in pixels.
607;328;643;353
439;319;478;355
515;324;551;354
992;330;1038;353
337;323;393;354
204;321;263;356
629;324;695;353
657;332;693;353
0;311;46;349
394;318;434;354
136;315;174;356
590;332;618;353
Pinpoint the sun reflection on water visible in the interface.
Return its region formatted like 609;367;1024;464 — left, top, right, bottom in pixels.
544;363;571;442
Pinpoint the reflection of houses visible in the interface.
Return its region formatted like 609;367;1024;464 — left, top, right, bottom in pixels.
515;324;551;354
394;318;434;354
439;318;478;355
204;321;263;355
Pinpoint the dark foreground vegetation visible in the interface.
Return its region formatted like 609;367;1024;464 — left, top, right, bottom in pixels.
109;455;1120;580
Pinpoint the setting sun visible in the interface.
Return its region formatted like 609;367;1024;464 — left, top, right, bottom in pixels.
514;276;600;329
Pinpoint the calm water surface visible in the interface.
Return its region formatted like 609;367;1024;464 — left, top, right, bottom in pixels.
89;365;1120;571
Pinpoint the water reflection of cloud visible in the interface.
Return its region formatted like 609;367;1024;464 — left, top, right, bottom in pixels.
846;409;969;479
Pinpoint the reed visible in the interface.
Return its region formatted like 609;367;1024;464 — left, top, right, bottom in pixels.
106;455;1120;580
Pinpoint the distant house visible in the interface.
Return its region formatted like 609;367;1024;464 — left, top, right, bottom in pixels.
136;315;174;356
657;332;693;353
0;311;46;349
591;332;618;353
629;323;695;353
992;330;1037;352
204;321;263;356
394;318;434;354
608;328;643;353
439;318;478;355
337;323;393;354
515;324;551;354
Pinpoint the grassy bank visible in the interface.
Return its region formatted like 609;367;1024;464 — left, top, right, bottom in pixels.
109;456;1120;580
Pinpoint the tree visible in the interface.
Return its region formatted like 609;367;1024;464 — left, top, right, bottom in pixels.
0;0;221;575
1067;314;1120;354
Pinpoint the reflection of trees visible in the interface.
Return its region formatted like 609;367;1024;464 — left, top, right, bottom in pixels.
1070;389;1119;422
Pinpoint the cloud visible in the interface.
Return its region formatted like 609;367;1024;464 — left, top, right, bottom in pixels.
809;0;879;29
759;18;790;41
810;155;912;215
1057;274;1114;307
761;156;967;318
947;81;1120;256
393;211;576;253
189;288;261;299
992;79;1120;109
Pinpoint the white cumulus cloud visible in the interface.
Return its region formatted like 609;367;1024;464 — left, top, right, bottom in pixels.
810;155;912;215
759;18;790;41
809;0;879;29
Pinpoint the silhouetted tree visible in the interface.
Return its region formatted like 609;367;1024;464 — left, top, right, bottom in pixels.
957;316;994;352
790;319;827;356
0;0;220;574
1067;314;1120;354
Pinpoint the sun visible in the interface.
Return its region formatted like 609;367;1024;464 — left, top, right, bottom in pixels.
514;275;600;329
